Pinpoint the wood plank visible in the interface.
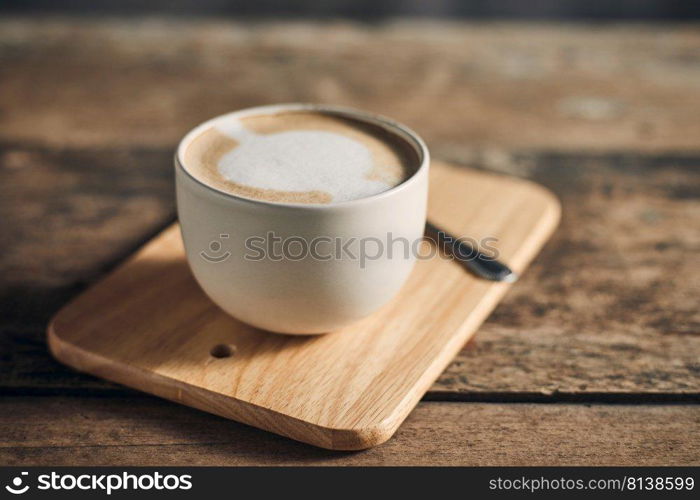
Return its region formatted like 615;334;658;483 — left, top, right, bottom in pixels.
0;397;697;465
1;18;697;465
441;153;700;396
1;19;699;152
46;161;560;450
1;145;698;398
0;144;175;331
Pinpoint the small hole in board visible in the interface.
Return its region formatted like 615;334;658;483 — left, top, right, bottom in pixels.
210;344;236;359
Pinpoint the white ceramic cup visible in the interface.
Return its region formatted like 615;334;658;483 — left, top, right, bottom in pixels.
175;104;429;334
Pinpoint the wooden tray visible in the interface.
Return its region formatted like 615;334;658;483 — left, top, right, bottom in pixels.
48;160;560;450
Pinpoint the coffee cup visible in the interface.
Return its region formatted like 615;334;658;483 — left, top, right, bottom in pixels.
175;103;429;334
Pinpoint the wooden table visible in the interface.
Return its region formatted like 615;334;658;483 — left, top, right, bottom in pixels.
1;17;698;465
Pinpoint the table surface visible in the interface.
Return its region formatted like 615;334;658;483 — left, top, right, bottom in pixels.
1;17;698;466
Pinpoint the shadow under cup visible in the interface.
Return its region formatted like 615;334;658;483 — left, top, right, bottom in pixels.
175;103;430;334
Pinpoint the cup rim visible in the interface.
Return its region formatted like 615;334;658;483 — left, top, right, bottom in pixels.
175;103;430;210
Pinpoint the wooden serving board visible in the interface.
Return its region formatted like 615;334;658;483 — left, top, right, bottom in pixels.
48;161;560;450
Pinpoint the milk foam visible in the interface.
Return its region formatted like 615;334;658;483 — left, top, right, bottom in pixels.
213;119;399;203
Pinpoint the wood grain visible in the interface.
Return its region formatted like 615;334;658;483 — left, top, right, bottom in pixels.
1;397;697;466
47;161;559;449
0;17;698;464
0;19;699;152
1;146;697;398
439;153;700;397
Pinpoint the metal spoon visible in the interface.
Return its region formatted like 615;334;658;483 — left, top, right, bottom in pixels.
425;221;518;283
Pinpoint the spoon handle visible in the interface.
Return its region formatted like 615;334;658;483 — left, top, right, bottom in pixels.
425;221;518;283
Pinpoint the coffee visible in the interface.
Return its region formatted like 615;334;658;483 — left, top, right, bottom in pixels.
183;110;418;204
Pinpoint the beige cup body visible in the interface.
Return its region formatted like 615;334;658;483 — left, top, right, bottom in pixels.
176;104;429;334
